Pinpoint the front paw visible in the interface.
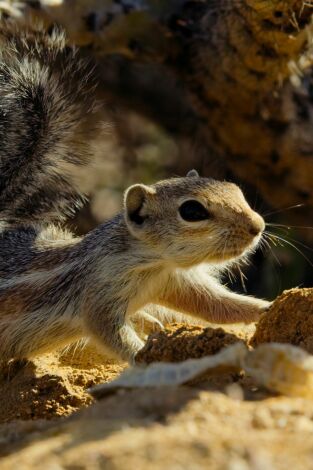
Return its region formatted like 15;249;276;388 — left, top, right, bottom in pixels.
243;299;272;323
132;311;164;337
257;299;273;314
262;301;273;312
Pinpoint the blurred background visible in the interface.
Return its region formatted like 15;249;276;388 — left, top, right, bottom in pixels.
68;109;312;301
2;0;313;299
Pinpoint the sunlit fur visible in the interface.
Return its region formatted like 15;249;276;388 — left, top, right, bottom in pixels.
125;177;265;266
0;175;270;363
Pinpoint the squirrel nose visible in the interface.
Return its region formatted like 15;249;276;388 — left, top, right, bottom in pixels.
249;225;261;236
248;214;265;237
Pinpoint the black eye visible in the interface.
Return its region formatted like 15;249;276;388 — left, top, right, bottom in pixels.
179;200;210;222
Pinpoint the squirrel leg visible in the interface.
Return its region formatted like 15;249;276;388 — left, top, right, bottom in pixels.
157;273;270;324
140;304;194;325
83;309;144;363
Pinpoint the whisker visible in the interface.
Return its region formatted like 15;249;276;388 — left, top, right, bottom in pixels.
263;203;304;218
269;248;282;267
237;264;247;292
260;236;272;252
266;233;313;268
257;236;284;294
264;232;281;247
267;230;313;253
258;239;266;255
266;222;313;231
263;234;283;266
266;246;283;297
266;225;291;237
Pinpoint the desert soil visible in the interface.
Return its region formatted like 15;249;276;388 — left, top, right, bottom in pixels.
1;289;313;469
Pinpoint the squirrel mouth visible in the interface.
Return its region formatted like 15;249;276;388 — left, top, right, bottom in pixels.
218;239;259;261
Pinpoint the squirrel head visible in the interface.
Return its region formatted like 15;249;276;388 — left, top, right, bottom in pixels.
124;172;265;267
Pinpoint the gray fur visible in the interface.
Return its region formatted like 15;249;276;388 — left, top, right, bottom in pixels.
0;25;101;223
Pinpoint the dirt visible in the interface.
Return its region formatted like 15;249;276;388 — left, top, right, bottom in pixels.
1;289;313;468
251;288;313;353
0;344;124;423
136;323;245;364
1;386;313;469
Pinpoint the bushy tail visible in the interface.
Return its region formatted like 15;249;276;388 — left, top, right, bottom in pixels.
0;25;103;224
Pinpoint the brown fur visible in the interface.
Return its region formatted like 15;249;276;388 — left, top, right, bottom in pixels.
0;174;270;363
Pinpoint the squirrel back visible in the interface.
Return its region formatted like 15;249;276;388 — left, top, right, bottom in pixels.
0;25;102;224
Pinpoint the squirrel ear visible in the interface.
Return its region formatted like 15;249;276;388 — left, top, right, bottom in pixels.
186;169;199;178
124;184;155;225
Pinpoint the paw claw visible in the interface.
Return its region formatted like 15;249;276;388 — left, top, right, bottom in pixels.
132;311;164;335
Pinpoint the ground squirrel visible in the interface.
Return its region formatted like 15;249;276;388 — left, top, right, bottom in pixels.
0;25;270;363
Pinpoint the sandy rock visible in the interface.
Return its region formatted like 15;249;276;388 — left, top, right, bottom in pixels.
136;323;245;364
251;288;313;352
243;343;313;398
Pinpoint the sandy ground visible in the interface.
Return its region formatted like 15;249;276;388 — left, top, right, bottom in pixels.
0;345;124;423
1;361;313;470
0;290;313;469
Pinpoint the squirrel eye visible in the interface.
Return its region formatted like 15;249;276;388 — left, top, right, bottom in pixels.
179;200;210;222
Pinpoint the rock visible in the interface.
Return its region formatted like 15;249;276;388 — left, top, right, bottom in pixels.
250;288;313;352
135;323;245;364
